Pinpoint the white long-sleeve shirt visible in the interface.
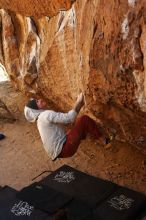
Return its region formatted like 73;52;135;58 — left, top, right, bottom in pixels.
37;109;77;160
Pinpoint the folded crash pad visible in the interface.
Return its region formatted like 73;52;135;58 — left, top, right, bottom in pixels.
17;182;73;214
0;186;52;220
40;164;117;207
40;165;146;220
94;186;146;220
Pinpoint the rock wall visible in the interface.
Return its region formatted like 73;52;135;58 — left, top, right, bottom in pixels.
0;81;27;121
1;0;146;151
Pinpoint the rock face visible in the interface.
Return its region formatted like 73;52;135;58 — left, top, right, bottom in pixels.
1;0;146;150
0;81;27;121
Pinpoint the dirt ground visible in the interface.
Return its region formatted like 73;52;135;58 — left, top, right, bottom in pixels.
0;119;146;195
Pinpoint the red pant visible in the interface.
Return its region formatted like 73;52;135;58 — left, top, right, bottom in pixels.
59;115;101;158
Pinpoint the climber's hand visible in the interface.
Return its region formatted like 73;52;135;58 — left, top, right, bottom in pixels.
74;92;85;113
76;92;85;106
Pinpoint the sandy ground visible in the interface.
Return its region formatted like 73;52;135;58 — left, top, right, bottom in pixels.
0;119;146;195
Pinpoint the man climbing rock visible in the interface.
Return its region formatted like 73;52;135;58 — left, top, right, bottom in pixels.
24;93;108;160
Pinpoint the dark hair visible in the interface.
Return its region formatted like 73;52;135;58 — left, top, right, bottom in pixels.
26;99;38;110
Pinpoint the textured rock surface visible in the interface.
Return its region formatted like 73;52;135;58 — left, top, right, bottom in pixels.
0;0;76;18
1;0;146;151
0;81;26;121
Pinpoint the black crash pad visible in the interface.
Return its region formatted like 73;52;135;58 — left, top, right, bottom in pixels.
0;186;52;220
65;198;93;220
40;165;117;207
136;209;146;220
5;164;145;220
17;182;73;214
94;186;146;220
17;182;93;220
40;165;146;220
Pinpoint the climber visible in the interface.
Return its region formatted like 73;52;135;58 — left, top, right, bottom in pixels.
24;93;109;160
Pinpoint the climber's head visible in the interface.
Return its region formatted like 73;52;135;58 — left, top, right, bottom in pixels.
26;98;47;110
24;98;47;123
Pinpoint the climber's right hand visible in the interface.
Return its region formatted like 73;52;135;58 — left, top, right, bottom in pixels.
74;92;85;113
